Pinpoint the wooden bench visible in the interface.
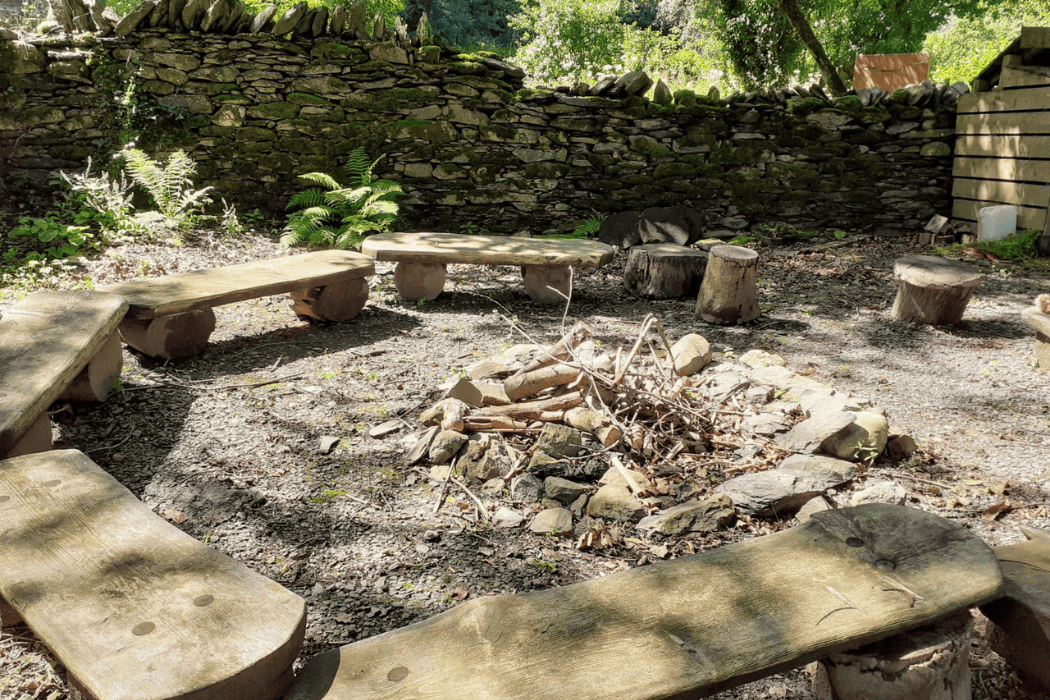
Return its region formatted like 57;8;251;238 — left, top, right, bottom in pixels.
1021;305;1050;372
0;449;307;700
0;290;127;460
286;504;1002;700
102;250;374;358
360;232;615;304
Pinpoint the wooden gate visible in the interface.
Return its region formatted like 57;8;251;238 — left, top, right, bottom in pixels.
952;27;1050;231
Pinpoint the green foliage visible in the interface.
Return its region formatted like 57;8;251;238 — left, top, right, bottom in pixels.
945;230;1043;261
459;222;492;235
573;216;604;238
402;0;519;51
923;0;1050;84
7;217;94;260
282;148;403;250
121;148;213;228
59;157;135;232
239;0;405;27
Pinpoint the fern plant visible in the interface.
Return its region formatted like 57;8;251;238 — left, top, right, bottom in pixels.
121;148;213;227
281;148;403;250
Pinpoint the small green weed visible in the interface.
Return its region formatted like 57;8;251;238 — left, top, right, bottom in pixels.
459;222;491;236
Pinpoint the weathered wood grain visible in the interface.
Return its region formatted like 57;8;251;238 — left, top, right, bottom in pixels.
955;110;1050;136
952;199;1044;229
1021;26;1050;50
361;232;615;268
952;178;1049;210
287;504;1002;700
956;134;1050;159
957;85;1050;113
0;291;127;455
0;449;306;700
104;250;374;320
952;157;1050;183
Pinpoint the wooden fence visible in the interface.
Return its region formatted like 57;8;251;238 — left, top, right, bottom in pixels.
952;27;1050;231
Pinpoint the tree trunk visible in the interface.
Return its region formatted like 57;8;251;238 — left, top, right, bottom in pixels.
624;244;708;299
774;0;848;96
696;245;760;325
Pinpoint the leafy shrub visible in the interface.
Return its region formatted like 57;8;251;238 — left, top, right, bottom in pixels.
7;217;95;260
121;148;213;228
282;148;403;250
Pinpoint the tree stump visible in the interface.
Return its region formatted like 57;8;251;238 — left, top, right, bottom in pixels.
624;244;708;299
812;609;974;700
696;245;759;324
891;255;980;326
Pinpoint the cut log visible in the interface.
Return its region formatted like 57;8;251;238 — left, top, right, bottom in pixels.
813;609;974;700
565;406;621;447
287;504;1002;700
515;322;590;375
624;244;708;299
473;392;584;421
980;537;1050;691
696;245;760;324
504;364;581;401
891;255;980;326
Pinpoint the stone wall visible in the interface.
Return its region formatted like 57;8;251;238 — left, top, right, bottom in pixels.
0;18;961;236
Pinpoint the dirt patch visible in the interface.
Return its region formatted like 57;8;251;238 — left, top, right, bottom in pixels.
2;231;1050;699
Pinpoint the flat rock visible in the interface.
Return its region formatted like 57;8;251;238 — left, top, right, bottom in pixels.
715;466;847;518
445;377;484;407
887;434;919;459
586;483;645;522
598;466;652;493
533;423;584;458
776;411;856;454
636;494;735;535
671;334;712;376
492;506;525;528
850;479;908;506
796;495;833;523
544;477;589;505
530;508;573;537
428;429;467;464
779;453;857;482
703;372;749;402
511;473;543;502
738;349;787;369
821;410;889;460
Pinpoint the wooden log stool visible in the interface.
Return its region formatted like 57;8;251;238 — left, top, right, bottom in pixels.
811;609;975;700
1021;306;1050;372
891;256;980;326
980;532;1050;692
624;244;708;299
696;245;760;324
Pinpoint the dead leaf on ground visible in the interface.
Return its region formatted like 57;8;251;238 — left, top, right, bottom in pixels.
982;501;1011;521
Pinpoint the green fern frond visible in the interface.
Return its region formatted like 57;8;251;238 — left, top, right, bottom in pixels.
343;148;373;187
298;172;342;191
368;180;404;198
287;188;328;209
325;186;370;207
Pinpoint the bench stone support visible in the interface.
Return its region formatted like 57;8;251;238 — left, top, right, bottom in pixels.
393;261;447;301
522;264;572;303
290;278;369;322
58;332;122;402
4;412;52;459
119;308;217;359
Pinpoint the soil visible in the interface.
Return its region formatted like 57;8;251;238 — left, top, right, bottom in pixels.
2;227;1050;700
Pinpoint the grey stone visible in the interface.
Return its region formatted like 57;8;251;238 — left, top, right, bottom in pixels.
703;372;749;403
616;70;653;96
199;0;231;32
533;423;584;458
249;4;277;32
428;429;467;464
115;0;158;36
887;434;919;459
653;78;672;105
776;411;856;454
329;4;347;34
671;333;711;376
511;473;543;502
715;466;845;518
407;426;439;465
544;477;589;505
636;494;735;535
779;453;857;482
638;206;706;246
481;56;525;79
530;508;573;536
310;6;328;37
746;412;789;436
850;479;907;506
795;495;832;523
271;1;306;35
586;483;645;522
821;410;888;461
180;0;209;30
493;506;525;528
370;42;409;64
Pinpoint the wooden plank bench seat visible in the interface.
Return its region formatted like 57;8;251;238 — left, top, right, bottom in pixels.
102;250;374;359
360;232;615;304
0;291;127;460
1021;305;1050;371
287;504;1003;700
0;449;307;700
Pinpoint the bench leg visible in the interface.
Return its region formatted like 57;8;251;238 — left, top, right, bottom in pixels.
289;278;369;322
394;262;446;301
521;265;571;304
59;332;122;402
118;309;217;359
1037;332;1050;373
3;412;52;459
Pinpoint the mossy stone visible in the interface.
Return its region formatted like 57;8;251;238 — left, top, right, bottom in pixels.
287;93;329;106
673;89;696;106
787;97;825;116
381;120;457;143
653;162;696;179
0;42;45;73
524;162;570;179
22;106;65;125
832;95;863;116
310;42;357;60
248;101;299;120
236;126;277;141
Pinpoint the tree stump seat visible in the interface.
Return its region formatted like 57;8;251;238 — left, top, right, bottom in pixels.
287;504;1003;700
0;290;127;460
102;250;374;358
360;232;615;304
891;255;980;326
623;243;708;299
1021;306;1050;372
0;449;307;700
696;244;760;324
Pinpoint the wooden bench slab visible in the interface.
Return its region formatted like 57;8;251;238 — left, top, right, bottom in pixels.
0;449;306;700
891;255;980;325
981;534;1050;690
102;250;374;358
361;232;615;303
0;291;128;458
287;504;1002;700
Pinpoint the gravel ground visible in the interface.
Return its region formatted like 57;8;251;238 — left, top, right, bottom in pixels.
1;229;1049;700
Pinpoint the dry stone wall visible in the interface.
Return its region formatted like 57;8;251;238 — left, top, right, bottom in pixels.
1;7;961;236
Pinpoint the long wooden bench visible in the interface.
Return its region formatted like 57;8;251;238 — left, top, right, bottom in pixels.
0;290;127;460
0;449;307;700
360;232;615;304
1022;305;1050;372
287;504;1003;699
102;250;374;358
